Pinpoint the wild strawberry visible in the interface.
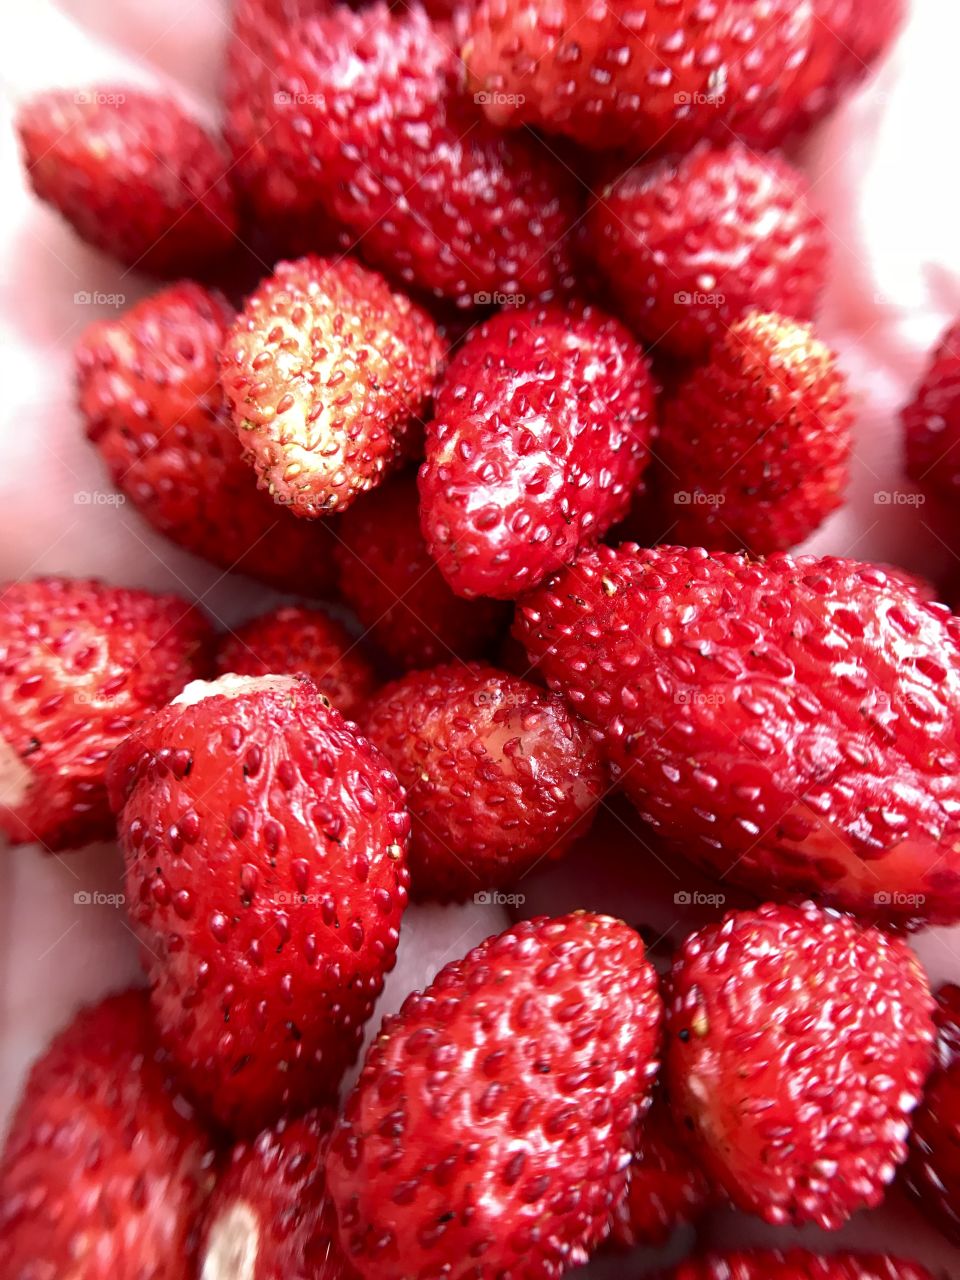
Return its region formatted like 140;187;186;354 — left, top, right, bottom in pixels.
905;983;960;1243
515;544;960;926
0;990;216;1280
418;303;655;599
586;144;828;361
76;283;341;597
16;89;236;275
327;911;662;1279
904;318;960;509
216;606;376;721
665;902;934;1229
220;256;444;517
364;662;604;901
463;0;900;153
226;3;578;306
670;1252;934;1280
199;1109;354;1280
656;312;852;552
334;473;510;671
0;576;210;851
107;672;411;1132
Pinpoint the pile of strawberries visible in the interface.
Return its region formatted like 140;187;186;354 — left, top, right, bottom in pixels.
5;1;960;1277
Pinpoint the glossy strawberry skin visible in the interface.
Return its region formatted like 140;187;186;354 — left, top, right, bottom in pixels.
108;673;411;1133
515;544;960;926
328;912;662;1279
666;903;934;1229
418;303;655;600
334;473;511;672
227;3;578;306
587;144;828;361
199;1109;354;1280
364;662;604;901
904;319;960;507
0;990;216;1280
221;256;443;517
0;576;211;851
16;89;236;275
76;283;341;597
215;606;376;722
671;1252;934;1280
905;983;960;1243
657;312;852;553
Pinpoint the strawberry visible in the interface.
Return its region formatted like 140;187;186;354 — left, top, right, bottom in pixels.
656;312;852;552
515;544;960;926
462;0;900;153
670;1252;934;1280
586;144;829;361
216;606;376;721
364;662;604;900
199;1109;354;1280
665;902;934;1229
418;303;655;599
334;473;510;671
904;318;960;508
225;3;578;306
76;282;341;597
16;89;236;275
220;256;444;517
905;983;960;1243
107;672;411;1132
0;576;211;851
327;911;662;1279
0;990;216;1280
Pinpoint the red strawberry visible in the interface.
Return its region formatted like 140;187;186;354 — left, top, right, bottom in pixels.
364;662;604;900
665;902;934;1228
514;544;960;926
0;576;210;851
76;282;341;597
586;144;829;361
670;1252;934;1280
225;3;578;306
608;1087;713;1249
199;1109;354;1280
418;303;655;599
16;89;236;275
462;0;900;153
0;990;216;1280
656;312;852;553
904;318;960;508
327;911;662;1278
107;672;411;1132
216;606;376;721
220;256;444;517
905;983;960;1243
334;473;510;671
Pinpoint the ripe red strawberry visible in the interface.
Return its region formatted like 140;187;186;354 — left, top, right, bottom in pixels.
225;3;578;306
76;282;341;597
904;318;960;507
586;144;829;361
665;902;934;1228
364;662;604;900
0;576;211;851
657;312;852;552
514;544;960;926
220;256;444;517
608;1088;713;1249
327;912;662;1278
216;606;376;721
418;303;655;599
16;89;236;275
670;1252;934;1280
0;990;216;1280
107;672;411;1132
334;473;510;671
905;983;960;1243
199;1109;354;1280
